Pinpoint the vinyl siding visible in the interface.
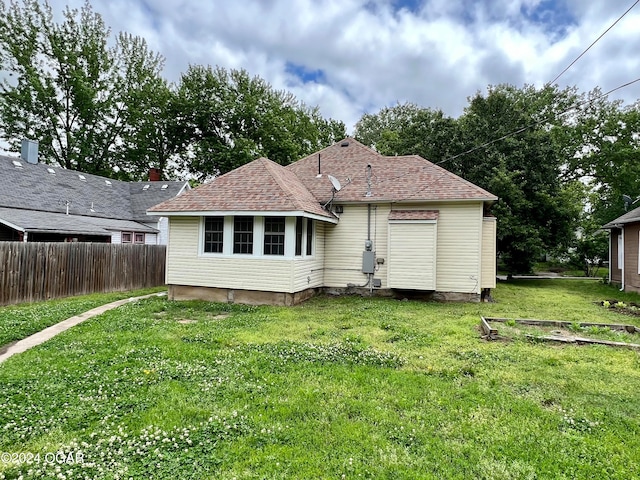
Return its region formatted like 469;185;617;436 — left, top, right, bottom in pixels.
481;217;497;288
434;202;482;293
323;204;390;288
167;216;294;292
623;223;640;292
388;222;436;289
292;222;325;291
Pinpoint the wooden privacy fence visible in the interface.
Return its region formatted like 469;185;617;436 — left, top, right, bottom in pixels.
0;242;166;305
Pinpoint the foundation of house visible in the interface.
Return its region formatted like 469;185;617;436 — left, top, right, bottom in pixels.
169;284;481;305
168;285;319;306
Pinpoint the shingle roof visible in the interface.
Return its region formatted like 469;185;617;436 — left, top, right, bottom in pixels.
0;207;158;235
388;210;439;221
602;206;640;229
148;139;496;219
148;157;334;219
287;139;497;203
0;155;189;234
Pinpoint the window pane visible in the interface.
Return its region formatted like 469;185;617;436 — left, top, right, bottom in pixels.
295;217;303;256
134;233;145;244
204;217;224;253
122;232;132;243
306;219;313;256
234;216;254;254
264;217;285;256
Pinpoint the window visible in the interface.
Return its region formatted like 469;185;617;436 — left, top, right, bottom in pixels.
233;216;254;254
121;232;132;243
134;233;145;244
306;219;314;256
295;217;303;256
204;217;224;253
264;217;285;256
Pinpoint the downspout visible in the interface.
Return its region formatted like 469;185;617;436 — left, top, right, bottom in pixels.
621;227;625;291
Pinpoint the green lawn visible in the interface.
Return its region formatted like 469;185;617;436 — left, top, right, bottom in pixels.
0;287;166;347
1;280;640;479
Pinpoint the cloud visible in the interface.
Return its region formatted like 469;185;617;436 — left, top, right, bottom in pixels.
47;0;640;131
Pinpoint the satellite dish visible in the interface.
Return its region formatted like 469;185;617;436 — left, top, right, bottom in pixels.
328;174;342;192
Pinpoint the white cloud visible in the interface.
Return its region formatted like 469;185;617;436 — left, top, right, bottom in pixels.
47;0;640;131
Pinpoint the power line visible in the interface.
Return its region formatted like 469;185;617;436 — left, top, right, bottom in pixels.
548;0;639;86
384;76;640;202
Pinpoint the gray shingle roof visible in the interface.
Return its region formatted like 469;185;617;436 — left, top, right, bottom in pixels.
0;207;158;235
0;155;189;234
602;205;640;229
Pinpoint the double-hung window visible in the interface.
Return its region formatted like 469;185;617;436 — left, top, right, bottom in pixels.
306;219;314;256
264;217;285;256
204;217;224;253
234;216;254;254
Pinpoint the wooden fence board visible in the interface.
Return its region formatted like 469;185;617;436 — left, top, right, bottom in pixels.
0;242;166;305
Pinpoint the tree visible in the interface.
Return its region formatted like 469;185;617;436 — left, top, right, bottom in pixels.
0;0;165;179
174;65;346;180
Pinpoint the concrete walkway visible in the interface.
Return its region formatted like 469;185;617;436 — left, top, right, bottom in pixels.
0;291;166;364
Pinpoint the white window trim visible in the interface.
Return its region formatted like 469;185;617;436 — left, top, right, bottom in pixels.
199;215;302;260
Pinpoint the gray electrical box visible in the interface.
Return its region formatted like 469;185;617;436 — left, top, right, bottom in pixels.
362;250;376;274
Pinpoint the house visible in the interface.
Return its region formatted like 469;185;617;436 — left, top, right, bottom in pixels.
148;138;498;305
602;206;640;292
0;141;189;244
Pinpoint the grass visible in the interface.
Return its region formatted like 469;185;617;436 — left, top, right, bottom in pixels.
0;287;166;347
1;280;640;478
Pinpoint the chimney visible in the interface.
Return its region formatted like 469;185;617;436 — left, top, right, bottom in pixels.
148;167;161;181
21;139;39;164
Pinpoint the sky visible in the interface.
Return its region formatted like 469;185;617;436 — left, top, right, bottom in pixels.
48;0;640;132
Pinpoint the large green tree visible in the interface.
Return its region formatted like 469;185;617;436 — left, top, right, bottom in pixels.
174;65;346;180
355;85;584;274
0;0;165;179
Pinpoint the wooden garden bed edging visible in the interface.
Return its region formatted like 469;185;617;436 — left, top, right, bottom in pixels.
480;316;640;349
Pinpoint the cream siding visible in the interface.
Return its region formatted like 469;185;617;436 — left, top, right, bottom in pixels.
323;204;390;288
292;222;325;291
167;216;295;292
481;217;497;288
388;221;436;289
111;232;121;244
434;202;482;293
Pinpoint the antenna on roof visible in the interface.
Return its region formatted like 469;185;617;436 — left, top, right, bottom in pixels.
365;164;372;197
316;153;321;177
623;194;640;211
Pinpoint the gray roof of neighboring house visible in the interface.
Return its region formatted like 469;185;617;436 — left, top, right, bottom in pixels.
0;207;158;235
0;154;189;234
602;205;640;229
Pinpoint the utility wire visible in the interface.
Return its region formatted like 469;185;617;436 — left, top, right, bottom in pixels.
548;0;640;86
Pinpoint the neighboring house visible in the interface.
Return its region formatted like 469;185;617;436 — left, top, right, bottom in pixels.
148;138;498;305
0;142;189;244
602;206;640;292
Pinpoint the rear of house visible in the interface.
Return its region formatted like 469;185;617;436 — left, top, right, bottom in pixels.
149;139;497;305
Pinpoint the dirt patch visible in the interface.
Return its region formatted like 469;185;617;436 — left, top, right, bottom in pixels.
597;300;640;317
0;340;18;355
177;319;197;324
210;314;230;320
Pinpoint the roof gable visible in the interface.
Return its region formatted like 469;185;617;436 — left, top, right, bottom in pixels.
286;138;497;203
148;157;333;219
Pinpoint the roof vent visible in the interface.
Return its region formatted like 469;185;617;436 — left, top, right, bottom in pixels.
12;160;23;169
143;184;150;191
47;167;56;174
341;141;350;147
105;180;112;186
161;184;168;190
78;174;86;182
